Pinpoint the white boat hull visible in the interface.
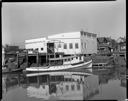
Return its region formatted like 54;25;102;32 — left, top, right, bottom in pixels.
25;60;92;72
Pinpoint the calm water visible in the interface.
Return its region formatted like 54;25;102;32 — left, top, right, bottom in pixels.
2;66;126;101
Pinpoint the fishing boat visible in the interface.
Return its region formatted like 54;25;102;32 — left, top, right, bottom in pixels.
25;55;92;72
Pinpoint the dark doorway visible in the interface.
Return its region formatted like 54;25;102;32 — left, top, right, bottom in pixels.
28;56;36;67
39;56;47;66
47;43;54;54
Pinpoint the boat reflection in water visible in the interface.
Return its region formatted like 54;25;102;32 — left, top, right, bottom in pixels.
26;71;99;100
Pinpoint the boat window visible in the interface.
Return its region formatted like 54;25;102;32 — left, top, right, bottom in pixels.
75;43;79;49
68;58;70;61
76;57;78;59
64;43;67;49
69;43;73;49
28;48;33;51
72;58;73;60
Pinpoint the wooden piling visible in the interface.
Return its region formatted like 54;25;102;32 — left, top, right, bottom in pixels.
46;53;48;65
17;51;19;68
26;50;28;67
36;52;39;67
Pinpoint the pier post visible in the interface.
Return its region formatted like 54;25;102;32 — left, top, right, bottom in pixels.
26;50;28;67
37;76;40;87
37;52;39;67
16;51;19;68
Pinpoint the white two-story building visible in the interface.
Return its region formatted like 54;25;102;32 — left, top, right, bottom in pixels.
48;31;97;55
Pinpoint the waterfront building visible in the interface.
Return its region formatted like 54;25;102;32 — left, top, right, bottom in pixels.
113;37;126;65
25;31;97;56
117;41;126;60
48;31;97;55
97;37;113;56
117;37;126;55
4;45;19;60
25;37;47;54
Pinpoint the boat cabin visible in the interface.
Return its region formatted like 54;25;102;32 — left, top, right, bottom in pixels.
49;55;84;66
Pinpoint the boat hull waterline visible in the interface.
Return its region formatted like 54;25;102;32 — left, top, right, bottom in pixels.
26;71;92;77
25;60;92;72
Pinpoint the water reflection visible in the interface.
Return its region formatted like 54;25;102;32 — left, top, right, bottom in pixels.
2;66;126;101
26;72;99;100
2;71;99;100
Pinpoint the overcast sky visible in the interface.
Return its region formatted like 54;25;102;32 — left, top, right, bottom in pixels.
2;0;126;48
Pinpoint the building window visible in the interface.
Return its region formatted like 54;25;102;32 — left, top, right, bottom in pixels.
41;48;43;50
81;33;83;36
84;32;86;36
71;85;75;91
64;43;67;49
75;43;79;49
66;85;69;91
84;43;86;49
81;43;83;48
35;48;38;51
69;43;73;49
80;56;81;60
92;34;96;38
81;31;84;36
58;43;61;48
87;33;91;37
77;84;80;90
